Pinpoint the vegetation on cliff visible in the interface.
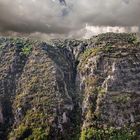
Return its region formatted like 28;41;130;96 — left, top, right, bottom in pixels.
0;33;140;140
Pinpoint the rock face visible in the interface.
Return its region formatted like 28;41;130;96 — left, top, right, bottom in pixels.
0;33;140;140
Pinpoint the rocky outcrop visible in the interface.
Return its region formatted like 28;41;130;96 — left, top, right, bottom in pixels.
0;33;140;140
78;33;140;140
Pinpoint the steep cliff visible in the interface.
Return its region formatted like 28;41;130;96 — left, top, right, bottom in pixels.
0;33;140;140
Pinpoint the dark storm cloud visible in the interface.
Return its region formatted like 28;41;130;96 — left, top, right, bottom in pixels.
0;0;140;35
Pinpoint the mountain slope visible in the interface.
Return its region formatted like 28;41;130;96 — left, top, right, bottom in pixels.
0;33;140;140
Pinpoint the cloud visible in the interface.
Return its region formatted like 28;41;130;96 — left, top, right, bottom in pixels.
84;25;139;39
0;0;140;37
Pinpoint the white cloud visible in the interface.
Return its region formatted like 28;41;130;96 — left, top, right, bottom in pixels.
0;0;139;37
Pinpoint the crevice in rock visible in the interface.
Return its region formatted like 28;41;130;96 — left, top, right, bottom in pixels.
18;128;32;140
42;43;82;139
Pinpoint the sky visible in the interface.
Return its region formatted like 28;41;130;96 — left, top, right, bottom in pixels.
0;0;140;39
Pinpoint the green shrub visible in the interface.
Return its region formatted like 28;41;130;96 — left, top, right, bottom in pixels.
0;44;5;53
128;35;139;45
104;45;114;53
80;127;136;140
26;128;48;140
21;45;32;55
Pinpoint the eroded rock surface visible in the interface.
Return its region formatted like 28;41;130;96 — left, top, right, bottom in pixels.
0;33;140;140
